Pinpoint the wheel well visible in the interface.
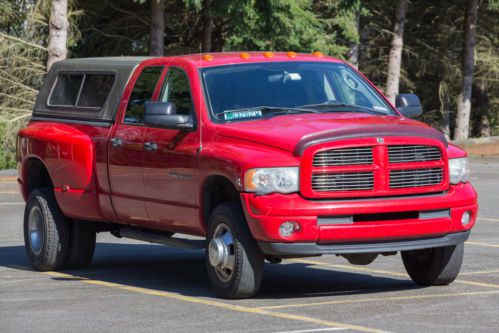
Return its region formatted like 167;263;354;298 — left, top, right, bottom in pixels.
24;158;53;195
202;176;241;227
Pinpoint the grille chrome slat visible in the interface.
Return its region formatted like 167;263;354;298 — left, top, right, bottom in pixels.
389;168;443;188
313;147;373;167
311;172;374;192
388;145;441;163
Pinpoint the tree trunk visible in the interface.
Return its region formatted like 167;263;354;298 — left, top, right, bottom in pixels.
150;0;165;56
202;0;213;52
385;0;407;105
474;81;490;137
454;0;478;140
47;0;68;71
347;9;360;69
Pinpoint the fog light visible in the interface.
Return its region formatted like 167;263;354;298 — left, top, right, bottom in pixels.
279;221;300;237
461;211;472;226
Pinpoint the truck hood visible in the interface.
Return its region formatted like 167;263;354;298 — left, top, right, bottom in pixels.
214;113;447;155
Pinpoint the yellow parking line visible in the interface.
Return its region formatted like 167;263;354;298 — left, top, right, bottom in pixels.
289;259;499;289
467;241;499;249
43;271;388;333
460;269;499;275
256;290;499;310
477;217;499;222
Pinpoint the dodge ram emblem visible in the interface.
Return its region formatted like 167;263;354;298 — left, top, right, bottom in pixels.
376;137;384;144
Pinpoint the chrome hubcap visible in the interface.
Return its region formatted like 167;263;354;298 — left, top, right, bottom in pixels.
208;223;235;282
28;206;44;255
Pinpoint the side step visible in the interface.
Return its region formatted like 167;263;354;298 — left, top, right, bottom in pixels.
118;227;206;250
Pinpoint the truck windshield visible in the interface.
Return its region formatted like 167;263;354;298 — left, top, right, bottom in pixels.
201;62;395;122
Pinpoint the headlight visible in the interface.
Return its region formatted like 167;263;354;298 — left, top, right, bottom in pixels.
449;158;469;184
244;167;299;194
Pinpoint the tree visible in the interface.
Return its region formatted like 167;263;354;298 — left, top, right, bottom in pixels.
202;0;213;52
454;0;478;140
385;0;407;104
47;0;69;70
150;0;165;56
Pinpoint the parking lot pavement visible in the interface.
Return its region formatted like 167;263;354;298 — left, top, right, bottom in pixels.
1;157;498;333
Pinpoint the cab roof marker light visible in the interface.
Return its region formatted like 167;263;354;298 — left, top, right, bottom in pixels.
203;54;214;61
240;53;250;59
287;51;297;58
312;51;324;57
263;52;274;58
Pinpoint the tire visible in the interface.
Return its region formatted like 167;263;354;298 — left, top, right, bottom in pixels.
23;188;69;271
401;242;464;286
206;202;264;299
64;220;96;269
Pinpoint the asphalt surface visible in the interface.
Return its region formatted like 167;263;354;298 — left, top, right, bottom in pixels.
1;157;498;333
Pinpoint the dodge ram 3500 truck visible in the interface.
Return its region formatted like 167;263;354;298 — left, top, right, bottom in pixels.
17;52;477;299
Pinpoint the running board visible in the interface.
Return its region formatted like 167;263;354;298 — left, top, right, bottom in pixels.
118;227;206;249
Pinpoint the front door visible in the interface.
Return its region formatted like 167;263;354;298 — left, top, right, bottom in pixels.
142;67;202;234
108;66;165;223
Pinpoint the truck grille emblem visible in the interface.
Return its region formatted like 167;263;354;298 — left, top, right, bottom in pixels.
376;137;384;144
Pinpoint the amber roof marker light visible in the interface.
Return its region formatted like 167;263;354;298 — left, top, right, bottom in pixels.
263;52;274;58
312;51;324;57
287;51;297;58
240;53;250;59
203;54;214;61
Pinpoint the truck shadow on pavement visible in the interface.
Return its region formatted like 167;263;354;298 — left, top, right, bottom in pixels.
0;242;421;300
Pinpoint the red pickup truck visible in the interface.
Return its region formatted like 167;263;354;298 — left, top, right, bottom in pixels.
17;52;477;298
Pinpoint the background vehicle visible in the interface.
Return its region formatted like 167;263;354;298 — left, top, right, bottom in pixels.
17;52;477;298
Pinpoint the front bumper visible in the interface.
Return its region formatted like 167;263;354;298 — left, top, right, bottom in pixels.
241;183;478;247
258;231;470;256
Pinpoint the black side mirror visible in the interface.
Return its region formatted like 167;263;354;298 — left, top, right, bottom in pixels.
144;102;194;130
395;94;423;118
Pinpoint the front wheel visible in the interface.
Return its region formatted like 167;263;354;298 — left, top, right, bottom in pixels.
401;242;464;286
206;202;264;299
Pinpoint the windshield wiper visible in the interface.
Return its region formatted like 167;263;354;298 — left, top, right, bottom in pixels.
298;101;389;115
217;106;320;119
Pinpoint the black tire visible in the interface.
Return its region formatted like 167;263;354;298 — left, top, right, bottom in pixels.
206;202;264;299
64;220;96;269
401;242;464;286
23;188;69;271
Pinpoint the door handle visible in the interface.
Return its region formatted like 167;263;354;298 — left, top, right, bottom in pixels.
144;142;158;151
110;137;122;147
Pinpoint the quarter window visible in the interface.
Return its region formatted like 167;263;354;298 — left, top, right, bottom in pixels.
159;67;193;115
77;74;115;107
124;66;163;124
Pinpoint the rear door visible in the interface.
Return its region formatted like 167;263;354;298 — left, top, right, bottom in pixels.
108;66;165;223
142;66;202;234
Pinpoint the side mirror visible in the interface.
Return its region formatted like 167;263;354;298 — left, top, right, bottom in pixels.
395;94;422;118
144;102;194;130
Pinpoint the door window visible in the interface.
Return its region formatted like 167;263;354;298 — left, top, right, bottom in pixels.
159;67;193;115
124;66;163;124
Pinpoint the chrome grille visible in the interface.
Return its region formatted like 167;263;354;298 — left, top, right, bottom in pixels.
313;147;373;167
390;168;443;188
312;172;374;192
388;145;441;163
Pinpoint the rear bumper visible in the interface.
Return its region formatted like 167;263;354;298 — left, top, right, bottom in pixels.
258;231;470;256
241;183;478;244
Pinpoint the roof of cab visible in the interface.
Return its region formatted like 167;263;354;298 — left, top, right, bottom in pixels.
55;52;343;70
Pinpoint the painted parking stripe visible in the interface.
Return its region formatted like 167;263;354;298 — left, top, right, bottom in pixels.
272;328;346;333
467;241;499;249
477;217;499;222
460;269;499;275
289;259;499;289
0;202;24;205
41;271;388;333
257;290;499;310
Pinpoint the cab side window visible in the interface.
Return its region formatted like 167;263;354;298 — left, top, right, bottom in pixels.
124;66;163;124
159;67;193;115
